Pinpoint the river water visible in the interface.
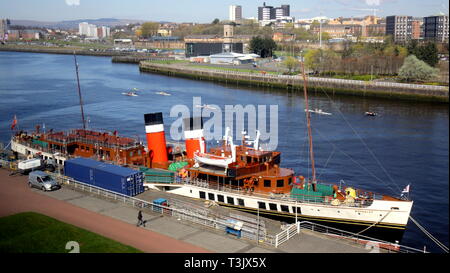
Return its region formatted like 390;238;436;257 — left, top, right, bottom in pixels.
0;51;448;252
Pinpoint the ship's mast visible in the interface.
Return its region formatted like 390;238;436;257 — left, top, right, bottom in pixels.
74;53;86;130
300;61;317;191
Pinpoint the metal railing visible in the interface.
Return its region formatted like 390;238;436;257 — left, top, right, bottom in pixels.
170;177;373;208
142;62;449;92
275;222;300;248
55;175;274;246
273;220;427;253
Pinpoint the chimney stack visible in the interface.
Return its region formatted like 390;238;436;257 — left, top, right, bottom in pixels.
144;112;168;166
183;116;205;159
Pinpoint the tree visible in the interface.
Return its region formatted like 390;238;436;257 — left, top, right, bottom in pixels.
418;42;439;67
304;49;322;73
292;28;314;41
140;22;159;38
398;55;439;82
135;28;142;37
407;41;439;67
407;39;419;55
321;32;331;42
212;18;220;25
283;56;300;73
384;44;408;57
249;36;277;58
304;49;341;74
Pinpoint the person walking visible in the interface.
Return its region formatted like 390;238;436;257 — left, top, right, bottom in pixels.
137;210;145;227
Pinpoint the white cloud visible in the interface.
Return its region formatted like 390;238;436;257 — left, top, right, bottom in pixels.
65;0;80;6
365;0;382;6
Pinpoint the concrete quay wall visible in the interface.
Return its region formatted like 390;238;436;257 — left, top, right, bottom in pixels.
139;62;449;103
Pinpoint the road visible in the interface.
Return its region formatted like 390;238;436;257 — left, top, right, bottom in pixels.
0;169;210;253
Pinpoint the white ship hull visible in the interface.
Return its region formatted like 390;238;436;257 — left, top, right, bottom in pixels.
146;182;413;243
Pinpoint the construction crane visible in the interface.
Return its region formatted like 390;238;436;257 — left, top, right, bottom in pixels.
350;8;381;17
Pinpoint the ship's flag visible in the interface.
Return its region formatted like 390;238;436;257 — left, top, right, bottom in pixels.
11;115;17;130
402;184;410;194
401;184;410;198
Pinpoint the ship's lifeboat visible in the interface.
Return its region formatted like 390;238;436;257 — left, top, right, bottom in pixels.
194;152;234;168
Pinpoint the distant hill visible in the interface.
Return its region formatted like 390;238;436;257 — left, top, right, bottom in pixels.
10;18;147;29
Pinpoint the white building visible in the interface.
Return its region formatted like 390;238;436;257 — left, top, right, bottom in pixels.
79;22;101;38
100;26;111;38
259;6;273;21
88;24;98;37
229;5;242;22
275;8;285;19
210;52;259;65
78;22;89;36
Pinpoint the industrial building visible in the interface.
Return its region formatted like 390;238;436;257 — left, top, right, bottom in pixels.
209;52;257;65
185;24;245;58
185;42;244;58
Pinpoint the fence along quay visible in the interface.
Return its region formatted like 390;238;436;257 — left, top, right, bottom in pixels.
139;62;449;103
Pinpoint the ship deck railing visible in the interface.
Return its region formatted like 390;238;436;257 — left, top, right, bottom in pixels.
12;138;133;164
13;138;67;155
50;174;426;253
45;135;142;150
161;177;374;208
13;136;141;153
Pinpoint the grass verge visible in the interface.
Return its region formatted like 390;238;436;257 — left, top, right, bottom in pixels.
0;212;142;253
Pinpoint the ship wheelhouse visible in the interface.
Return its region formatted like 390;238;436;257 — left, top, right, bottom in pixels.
187;128;295;195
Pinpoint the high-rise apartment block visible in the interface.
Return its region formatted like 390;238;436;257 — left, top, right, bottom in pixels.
0;19;10;40
258;2;290;21
229;5;242;22
258;3;274;21
79;22;110;38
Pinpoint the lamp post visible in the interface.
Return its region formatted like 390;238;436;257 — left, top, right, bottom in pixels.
319;18;323;48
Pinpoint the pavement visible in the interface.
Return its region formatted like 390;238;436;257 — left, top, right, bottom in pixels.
0;169;372;253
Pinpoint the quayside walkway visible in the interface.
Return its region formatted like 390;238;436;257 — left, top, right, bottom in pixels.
0;169;422;253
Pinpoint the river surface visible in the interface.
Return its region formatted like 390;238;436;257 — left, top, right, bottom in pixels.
0;51;448;252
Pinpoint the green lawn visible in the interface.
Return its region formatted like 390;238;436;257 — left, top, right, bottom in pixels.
143;59;189;65
0;212;142;253
188;64;280;75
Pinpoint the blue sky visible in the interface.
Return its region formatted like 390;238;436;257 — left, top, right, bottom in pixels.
0;0;448;22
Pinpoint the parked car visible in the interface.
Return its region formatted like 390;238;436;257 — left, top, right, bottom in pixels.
28;171;60;191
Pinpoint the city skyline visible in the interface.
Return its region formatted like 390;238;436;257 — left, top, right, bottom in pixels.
0;0;448;23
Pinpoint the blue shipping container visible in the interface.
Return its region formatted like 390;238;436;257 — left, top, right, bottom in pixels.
64;158;144;197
